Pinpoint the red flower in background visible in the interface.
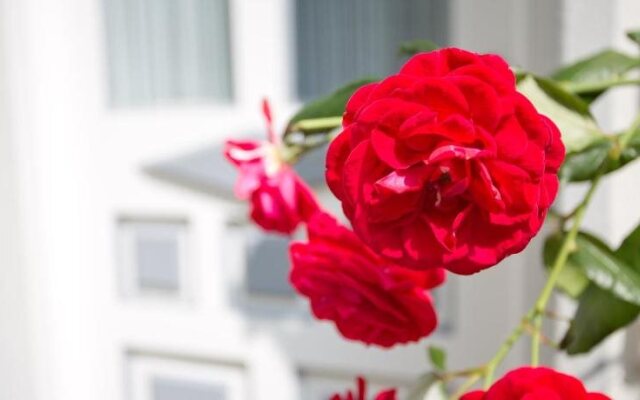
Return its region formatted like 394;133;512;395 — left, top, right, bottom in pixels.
461;367;610;400
290;211;445;348
326;48;565;274
225;100;318;234
331;377;396;400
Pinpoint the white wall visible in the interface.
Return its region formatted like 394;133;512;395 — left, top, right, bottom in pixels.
0;1;36;397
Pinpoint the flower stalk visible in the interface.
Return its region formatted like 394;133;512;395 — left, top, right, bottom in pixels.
449;166;605;399
529;165;604;368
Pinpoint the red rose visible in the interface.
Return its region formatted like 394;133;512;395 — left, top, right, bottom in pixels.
289;211;445;347
326;48;565;274
331;377;396;400
225;100;318;234
461;367;610;400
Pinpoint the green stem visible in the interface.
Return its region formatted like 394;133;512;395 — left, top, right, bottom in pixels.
563;78;640;94
439;367;485;382
450;373;483;400
527;167;603;361
482;315;530;388
481;167;605;389
530;314;542;366
619;113;640;149
448;168;604;398
287;116;342;135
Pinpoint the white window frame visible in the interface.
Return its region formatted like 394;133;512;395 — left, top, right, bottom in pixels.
128;353;246;400
117;217;192;303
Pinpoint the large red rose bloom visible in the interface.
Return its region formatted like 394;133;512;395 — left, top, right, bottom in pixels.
289;211;445;347
461;367;610;399
326;48;565;274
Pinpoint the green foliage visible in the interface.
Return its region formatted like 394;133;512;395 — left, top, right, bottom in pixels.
553;49;639;83
559;139;612;182
552;49;640;103
618;125;640;164
285;78;378;137
517;75;605;153
617;225;640;271
398;39;439;57
555;225;640;354
543;233;590;298
570;233;640;306
561;284;640;354
428;346;447;371
559;126;640;182
627;30;640;46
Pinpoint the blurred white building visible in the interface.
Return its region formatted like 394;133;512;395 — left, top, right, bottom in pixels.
1;1;640;399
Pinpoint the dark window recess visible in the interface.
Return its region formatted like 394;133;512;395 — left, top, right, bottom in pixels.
295;0;449;99
136;236;181;292
246;233;296;298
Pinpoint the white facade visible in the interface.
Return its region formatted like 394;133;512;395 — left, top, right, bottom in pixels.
1;1;639;399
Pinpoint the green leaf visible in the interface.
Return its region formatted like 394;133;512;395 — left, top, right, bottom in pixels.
571;233;640;306
560;126;640;183
552;50;640;102
616;224;640;270
618;124;640;165
517;75;604;154
285;78;378;136
543;233;590;298
627;30;640;46
398;39;439;57
560;139;612;182
561;223;640;355
553;50;640;83
427;346;447;371
561;284;640;354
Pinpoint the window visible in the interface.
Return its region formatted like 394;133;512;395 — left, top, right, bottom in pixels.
153;378;226;400
294;0;449;99
103;0;233;107
128;354;245;400
245;229;296;298
118;218;190;300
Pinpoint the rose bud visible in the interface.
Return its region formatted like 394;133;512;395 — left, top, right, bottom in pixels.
461;366;610;399
225;100;318;234
326;48;565;274
289;211;445;348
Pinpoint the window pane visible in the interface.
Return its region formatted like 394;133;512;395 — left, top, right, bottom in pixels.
136;235;180;292
153;378;227;400
295;0;448;99
119;219;188;299
246;229;296;298
103;0;233;107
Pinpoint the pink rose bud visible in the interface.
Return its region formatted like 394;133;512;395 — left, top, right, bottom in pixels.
224;100;319;234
